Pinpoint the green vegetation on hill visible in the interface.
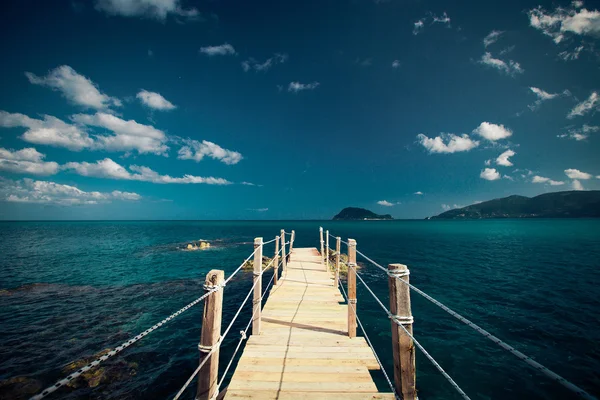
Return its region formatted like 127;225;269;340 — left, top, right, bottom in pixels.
333;207;393;220
430;190;600;219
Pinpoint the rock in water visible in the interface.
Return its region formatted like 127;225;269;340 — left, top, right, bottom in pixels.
0;376;42;400
62;349;137;389
187;244;193;250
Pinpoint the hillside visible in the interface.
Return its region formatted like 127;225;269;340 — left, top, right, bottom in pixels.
430;191;600;219
333;207;393;220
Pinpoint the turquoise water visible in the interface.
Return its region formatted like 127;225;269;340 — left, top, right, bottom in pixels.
0;220;599;399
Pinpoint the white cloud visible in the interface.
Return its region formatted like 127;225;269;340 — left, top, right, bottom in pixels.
241;54;288;72
496;150;516;167
472;122;513;141
416;133;479;153
568;92;599;118
558;45;584;60
565;168;592;179
62;158;232;185
199;43;236;56
0;111;94;151
483;30;504;47
413;12;450;35
136;90;176;110
0;177;140;205
528;4;600;44
95;0;199;21
288;82;320;93
71;112;169;155
441;203;463;211
414;191;423;195
479;52;524;76
557;124;599;141
413;19;425;35
532;175;565;185
25;65;120;110
480;168;501;181
392;60;401;68
176;139;242;165
0;147;60;176
377;200;396;206
528;87;570;111
572;179;584;190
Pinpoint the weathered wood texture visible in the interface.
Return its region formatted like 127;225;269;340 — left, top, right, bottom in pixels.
273;236;279;286
347;239;357;339
197;270;225;400
388;263;416;399
253;238;263;335
224;247;394;399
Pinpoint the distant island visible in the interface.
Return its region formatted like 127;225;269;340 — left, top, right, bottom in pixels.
333;207;394;220
430;190;600;219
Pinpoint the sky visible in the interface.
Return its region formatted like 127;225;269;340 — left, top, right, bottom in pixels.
0;0;599;220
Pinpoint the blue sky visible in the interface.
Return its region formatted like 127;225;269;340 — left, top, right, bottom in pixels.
0;0;599;220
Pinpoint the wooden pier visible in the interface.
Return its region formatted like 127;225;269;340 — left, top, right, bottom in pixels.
224;246;395;399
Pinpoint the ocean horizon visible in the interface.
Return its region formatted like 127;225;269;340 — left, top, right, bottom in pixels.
1;219;599;399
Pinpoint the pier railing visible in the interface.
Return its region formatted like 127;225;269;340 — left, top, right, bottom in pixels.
30;227;596;400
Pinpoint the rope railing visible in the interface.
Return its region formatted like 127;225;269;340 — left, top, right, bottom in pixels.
345;263;470;400
326;230;597;400
30;243;264;400
173;249;283;399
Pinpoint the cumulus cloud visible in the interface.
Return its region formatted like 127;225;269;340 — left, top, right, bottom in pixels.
568;92;598;118
392;60;401;68
176;139;242;165
565;168;592;179
136;90;176;110
495;150;516;167
479;52;524;76
572;179;585;190
472;122;513;141
414;191;423;195
241;53;288;72
288;82;320;93
0;147;60;176
199;43;236;56
0;177;140;205
528;3;600;44
413;19;425;35
71;112;169;155
0;111;94;151
483;30;504;47
527;87;570;111
377;200;396;206
62;158;232;185
25;66;120;110
416;133;479;153
95;0;199;21
532;175;565;185
480;168;501;181
557;124;599;140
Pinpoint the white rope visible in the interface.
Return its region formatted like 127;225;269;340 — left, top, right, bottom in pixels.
262;237;278;245
30;244;262;400
351;248;597;400
344;264;470;400
338;278;399;399
173;248;283;399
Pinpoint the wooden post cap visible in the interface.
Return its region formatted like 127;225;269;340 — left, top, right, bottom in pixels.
254;237;263;246
204;269;225;289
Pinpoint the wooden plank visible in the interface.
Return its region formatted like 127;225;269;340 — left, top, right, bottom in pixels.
223;246;394;399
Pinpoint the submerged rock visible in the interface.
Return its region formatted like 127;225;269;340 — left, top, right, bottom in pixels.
242;256;273;270
0;376;42;400
62;349;137;389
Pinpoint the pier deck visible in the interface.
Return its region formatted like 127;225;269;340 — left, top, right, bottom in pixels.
224;247;394;399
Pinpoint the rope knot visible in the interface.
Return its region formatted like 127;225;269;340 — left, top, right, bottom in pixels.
389;313;414;325
240;330;247;340
387;269;410;279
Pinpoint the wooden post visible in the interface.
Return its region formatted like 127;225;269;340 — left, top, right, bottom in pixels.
319;227;324;265
335;237;341;288
347;238;357;338
388;263;416;399
196;269;224;400
290;230;295;254
325;230;329;271
280;230;287;274
273;236;280;286
252;237;263;335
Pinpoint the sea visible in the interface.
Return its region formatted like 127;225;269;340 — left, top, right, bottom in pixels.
0;220;599;399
